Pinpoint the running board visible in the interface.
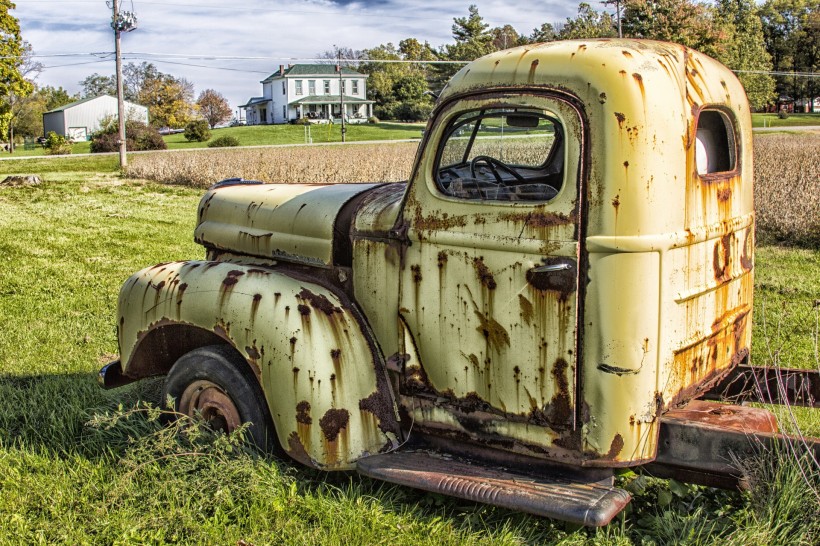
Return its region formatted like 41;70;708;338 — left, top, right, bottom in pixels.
357;450;630;526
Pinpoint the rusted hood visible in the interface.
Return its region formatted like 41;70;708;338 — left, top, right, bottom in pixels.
195;183;382;266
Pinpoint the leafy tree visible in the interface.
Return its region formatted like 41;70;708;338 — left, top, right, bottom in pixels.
529;22;558;43
715;0;777;109
559;3;617;39
622;0;723;57
79;73;116;98
196;89;232;128
5;42;41;150
138;74;195;128
490;25;523;50
759;0;819;105
123;61;160;102
434;5;494;90
361;40;435;121
0;2;33;140
12;85;77;139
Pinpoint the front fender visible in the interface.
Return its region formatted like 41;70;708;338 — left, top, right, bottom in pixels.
117;260;400;469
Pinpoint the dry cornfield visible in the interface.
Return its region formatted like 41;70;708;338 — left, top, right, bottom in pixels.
124;142;419;186
125;133;820;247
754;133;820;247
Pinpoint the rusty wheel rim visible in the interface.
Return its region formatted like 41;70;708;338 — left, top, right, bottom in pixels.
178;379;242;434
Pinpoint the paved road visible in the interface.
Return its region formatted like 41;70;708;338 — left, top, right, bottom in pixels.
753;125;820;132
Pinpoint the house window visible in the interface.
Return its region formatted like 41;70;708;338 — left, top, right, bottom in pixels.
295;80;303;95
282;82;286;94
283;105;286;119
352;80;360;95
324;80;331;94
308;80;316;95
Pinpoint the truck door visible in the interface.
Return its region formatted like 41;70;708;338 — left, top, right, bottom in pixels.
398;92;585;448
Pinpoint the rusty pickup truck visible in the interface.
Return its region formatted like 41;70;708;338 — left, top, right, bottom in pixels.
100;39;820;526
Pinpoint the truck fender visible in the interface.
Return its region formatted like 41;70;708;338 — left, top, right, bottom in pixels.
117;260;400;469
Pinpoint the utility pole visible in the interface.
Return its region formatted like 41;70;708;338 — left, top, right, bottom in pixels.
110;0;137;168
337;48;346;143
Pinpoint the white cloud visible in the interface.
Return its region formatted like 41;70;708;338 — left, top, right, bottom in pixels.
15;0;579;112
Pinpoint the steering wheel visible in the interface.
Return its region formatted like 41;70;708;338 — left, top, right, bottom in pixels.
469;155;525;184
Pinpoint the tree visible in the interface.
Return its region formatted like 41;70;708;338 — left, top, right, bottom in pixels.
558;3;618;39
79;73;116;98
13;85;78;139
759;0;819;106
715;0;777;109
621;0;723;57
5;41;42;151
360;40;436;121
196;89;232;128
123;61;160;102
0;2;34;141
137;74;195;128
433;5;494;90
490;25;523;50
529;22;558;43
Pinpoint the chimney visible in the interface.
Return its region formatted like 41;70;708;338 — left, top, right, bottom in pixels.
279;65;284;76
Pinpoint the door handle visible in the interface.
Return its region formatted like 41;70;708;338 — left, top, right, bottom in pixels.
531;263;572;273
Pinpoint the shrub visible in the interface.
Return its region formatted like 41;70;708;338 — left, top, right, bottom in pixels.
184;120;211;142
207;135;240;148
44;131;72;155
368;116;380;124
293;117;310;126
90;121;167;153
778;109;790;119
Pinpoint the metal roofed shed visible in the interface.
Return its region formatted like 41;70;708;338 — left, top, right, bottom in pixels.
42;95;149;141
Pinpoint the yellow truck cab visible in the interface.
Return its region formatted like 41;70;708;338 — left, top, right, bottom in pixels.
102;39;773;526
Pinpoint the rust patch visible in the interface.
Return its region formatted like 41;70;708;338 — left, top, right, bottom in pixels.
359;391;394;432
437;251;448;268
712;234;732;281
528;59;539;83
410;264;422;283
472;257;496;290
611;194;620;211
499;210;574;228
546;358;572;427
518;294;534;325
473;310;510;350
330;348;341;361
297;304;311;316
289;336;297;345
622;50;633;58
319;408;350;441
414;210;467;231
740;230;753;271
222;270;244;287
632;73;645;97
297;288;342;315
525;258;577;300
598;92;607;104
287;431;313;467
296;400;312;424
717;187;731;202
606;434;625;459
614;112;626;128
245;345;261;360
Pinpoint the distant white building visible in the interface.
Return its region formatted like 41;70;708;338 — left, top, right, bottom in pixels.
240;64;375;125
42;95;149;141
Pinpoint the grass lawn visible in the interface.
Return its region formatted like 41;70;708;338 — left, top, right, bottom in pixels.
752;112;820;128
2;123;424;158
0;157;817;544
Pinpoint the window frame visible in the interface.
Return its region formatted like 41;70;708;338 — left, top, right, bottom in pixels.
693;106;741;181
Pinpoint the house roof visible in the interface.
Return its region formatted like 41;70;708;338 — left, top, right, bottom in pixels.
291;95;374;105
44;95;146;114
262;64;366;81
239;97;267;108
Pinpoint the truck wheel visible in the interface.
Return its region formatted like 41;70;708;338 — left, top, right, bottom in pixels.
163;345;281;454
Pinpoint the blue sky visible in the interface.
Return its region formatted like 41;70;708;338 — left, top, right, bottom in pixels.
15;0;581;112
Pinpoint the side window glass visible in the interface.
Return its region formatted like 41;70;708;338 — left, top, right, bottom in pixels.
436;108;564;202
695;109;737;176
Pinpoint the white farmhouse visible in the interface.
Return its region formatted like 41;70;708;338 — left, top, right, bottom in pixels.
240;64;374;125
42;95;149;141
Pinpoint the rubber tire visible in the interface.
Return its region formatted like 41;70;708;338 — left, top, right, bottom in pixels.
162;344;282;455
